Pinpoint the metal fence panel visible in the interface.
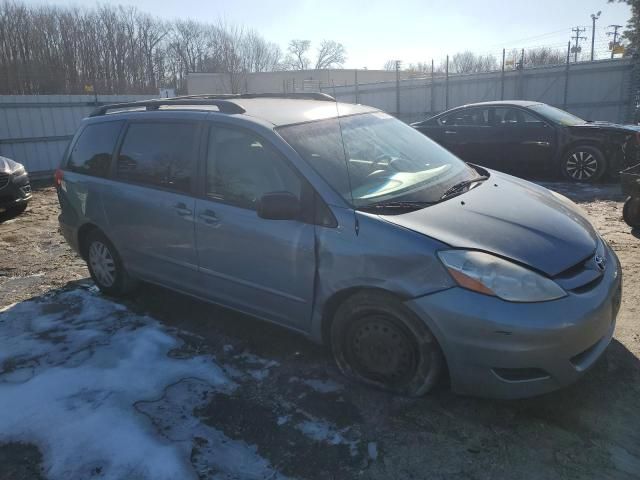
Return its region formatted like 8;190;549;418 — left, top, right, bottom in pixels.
0;95;154;177
325;58;636;125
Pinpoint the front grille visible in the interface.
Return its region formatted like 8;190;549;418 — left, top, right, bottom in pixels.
553;239;607;292
0;172;8;190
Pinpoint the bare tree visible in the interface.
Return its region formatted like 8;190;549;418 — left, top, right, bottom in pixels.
285;39;311;70
525;47;565;67
315;40;345;69
0;1;286;94
383;59;397;71
450;51;498;74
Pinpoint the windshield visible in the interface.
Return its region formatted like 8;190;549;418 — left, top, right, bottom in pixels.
529;104;585;126
277;112;477;208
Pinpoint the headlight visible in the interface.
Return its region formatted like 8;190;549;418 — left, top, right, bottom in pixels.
438;250;567;302
11;164;25;176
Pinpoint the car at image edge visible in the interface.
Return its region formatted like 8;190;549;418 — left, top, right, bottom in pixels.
56;94;622;399
0;156;32;216
411;100;640;182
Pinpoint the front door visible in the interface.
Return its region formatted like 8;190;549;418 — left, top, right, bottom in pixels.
194;124;316;330
491;107;556;175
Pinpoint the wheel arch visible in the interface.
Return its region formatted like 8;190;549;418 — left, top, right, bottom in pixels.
76;222;102;260
320;287;408;346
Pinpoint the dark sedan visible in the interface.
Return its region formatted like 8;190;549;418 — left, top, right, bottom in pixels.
0;156;31;216
411;101;640;182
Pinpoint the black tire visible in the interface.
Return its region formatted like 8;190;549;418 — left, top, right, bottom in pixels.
8;203;27;216
561;146;606;182
84;229;136;296
330;292;444;397
623;196;640;229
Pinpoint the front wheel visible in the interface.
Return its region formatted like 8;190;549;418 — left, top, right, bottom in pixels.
330;292;443;397
561;146;606;182
623;197;640;228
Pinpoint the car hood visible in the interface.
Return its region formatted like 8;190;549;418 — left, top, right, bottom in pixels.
0;156;21;173
381;171;598;276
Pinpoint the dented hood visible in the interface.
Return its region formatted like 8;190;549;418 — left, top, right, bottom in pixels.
382;171;598;276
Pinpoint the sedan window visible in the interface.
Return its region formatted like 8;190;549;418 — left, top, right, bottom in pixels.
439;108;489;127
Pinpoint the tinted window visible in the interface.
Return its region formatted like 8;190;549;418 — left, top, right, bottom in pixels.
206;126;301;210
529;104;585;126
67;121;123;177
439;108;489;126
492;107;542;125
116;123;197;193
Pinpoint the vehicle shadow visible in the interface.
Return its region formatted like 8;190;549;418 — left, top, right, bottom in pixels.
0;205;26;224
5;281;640;479
118;281;640;478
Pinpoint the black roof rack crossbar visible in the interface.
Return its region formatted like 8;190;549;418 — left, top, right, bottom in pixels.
89;98;246;117
171;92;336;102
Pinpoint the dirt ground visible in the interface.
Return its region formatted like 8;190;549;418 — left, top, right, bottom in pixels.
0;183;639;479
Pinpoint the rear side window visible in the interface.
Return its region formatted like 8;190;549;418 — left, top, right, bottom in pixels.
66;121;123;177
116;122;197;193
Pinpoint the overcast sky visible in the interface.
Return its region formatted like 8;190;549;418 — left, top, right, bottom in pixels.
25;0;632;68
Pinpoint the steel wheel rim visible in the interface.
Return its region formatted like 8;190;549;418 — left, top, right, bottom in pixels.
346;315;419;387
566;151;598;180
88;241;116;287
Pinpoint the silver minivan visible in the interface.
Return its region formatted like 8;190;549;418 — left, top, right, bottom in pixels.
57;94;622;399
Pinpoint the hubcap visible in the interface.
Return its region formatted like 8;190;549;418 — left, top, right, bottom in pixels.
566;151;598;180
88;241;116;287
347;315;418;386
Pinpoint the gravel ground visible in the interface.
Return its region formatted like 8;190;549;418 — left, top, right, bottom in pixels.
0;184;639;480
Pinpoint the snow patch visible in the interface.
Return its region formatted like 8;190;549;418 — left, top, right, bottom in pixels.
0;288;284;480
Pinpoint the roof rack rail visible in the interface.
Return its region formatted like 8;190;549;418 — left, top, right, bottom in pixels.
172;92;336;102
89;98;246;117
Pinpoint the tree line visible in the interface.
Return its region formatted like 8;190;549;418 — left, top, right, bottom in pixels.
385;47;569;76
0;1;347;95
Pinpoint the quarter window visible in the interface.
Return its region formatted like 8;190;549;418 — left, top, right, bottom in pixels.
66;121;123;177
206;126;301;210
116;122;197;193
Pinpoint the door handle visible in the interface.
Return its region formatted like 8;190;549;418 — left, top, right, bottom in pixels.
198;209;219;225
445;130;458;135
174;202;192;217
522;140;551;147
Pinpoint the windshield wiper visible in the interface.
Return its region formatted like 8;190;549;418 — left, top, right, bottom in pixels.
439;175;488;201
358;200;435;213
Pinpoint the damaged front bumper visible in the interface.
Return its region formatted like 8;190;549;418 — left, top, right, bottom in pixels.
405;244;622;399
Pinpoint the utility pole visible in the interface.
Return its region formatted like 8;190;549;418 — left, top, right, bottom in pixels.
608;25;623;59
395;60;401;115
591;11;602;61
571;26;587;62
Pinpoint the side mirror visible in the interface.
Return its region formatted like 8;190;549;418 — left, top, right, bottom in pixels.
257;192;301;220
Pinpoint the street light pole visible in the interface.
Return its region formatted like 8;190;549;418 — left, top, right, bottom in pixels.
591;11;602;62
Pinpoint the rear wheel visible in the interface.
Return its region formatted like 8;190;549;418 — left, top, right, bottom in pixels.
84;230;136;296
561;146;606;182
623;196;640;228
330;292;443;397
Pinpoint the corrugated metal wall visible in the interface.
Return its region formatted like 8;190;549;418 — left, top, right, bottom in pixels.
0;95;154;177
1;60;636;176
323;58;636;125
